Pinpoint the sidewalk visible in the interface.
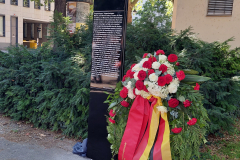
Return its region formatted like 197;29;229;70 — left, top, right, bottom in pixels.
0;114;91;160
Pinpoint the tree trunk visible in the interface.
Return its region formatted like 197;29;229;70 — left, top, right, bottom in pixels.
127;0;139;24
54;0;66;16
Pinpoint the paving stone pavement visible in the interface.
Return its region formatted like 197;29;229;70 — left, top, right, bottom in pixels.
0;137;92;160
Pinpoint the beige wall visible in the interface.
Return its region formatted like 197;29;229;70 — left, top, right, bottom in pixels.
0;0;54;49
172;0;240;48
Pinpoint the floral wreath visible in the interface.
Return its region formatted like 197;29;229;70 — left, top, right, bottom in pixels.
106;50;210;160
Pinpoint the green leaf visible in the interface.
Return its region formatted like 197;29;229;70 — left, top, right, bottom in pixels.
182;69;199;75
182;75;211;82
178;96;185;102
109;101;117;109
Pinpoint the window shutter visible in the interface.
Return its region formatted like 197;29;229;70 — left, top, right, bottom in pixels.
207;0;234;16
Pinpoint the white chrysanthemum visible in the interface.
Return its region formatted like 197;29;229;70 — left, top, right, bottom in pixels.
171;78;180;86
159;55;167;62
157;106;168;113
164;62;175;76
128;88;136;99
132;64;141;72
140;90;151;99
168;83;178;93
126;81;132;89
149;73;158;82
147;85;169;99
148;82;155;88
133;72;139;80
152;62;160;69
140;58;149;65
135;88;141;95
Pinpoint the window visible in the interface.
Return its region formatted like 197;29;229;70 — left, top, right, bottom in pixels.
23;0;30;7
31;23;34;39
47;24;51;37
0;0;5;3
45;0;51;11
11;0;18;5
34;1;40;9
207;0;234;16
23;23;27;38
0;16;5;37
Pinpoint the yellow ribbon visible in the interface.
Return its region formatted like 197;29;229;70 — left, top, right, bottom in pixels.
139;95;172;160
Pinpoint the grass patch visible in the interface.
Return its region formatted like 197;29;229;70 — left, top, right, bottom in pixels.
218;141;240;159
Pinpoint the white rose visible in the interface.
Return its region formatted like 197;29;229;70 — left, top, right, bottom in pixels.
159;55;167;62
144;80;149;85
134;72;139;80
157;106;168;113
168;83;178;93
171;78;180;86
152;62;160;69
149;73;158;82
132;64;140;72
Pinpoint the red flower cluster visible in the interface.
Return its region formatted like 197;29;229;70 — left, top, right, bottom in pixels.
156;49;165;55
168;98;179;108
120;87;128;98
121;101;129;107
131;63;136;69
194;83;200;90
183;100;192;107
109;117;115;124
143;61;152;69
159;64;168;73
138;70;147;80
168;54;178;63
148;56;157;63
171;127;182;134
187;118;197;126
143;53;149;58
176;62;180;66
165;74;173;84
176;70;185;81
158;76;166;86
136;80;144;90
148;69;155;76
109;109;116;117
126;69;135;78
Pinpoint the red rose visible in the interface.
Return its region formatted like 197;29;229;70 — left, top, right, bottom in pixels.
126;69;135;78
122;75;127;82
148;56;157;63
131;63;136;69
148;69;155;76
156;49;165;55
157;76;166;86
120;87;128;98
168;98;179;108
187;118;197;126
168;54;178;63
121;101;129;107
137;70;147;80
159;64;168;73
176;70;185;81
176;62;180;66
109;117;115;124
183;100;192;107
143;53;149;58
135;80;144;90
109;109;116;117
143;60;152;69
194;83;200;90
171;127;182;134
165;74;173;84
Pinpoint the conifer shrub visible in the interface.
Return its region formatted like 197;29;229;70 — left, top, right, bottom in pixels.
0;13;93;138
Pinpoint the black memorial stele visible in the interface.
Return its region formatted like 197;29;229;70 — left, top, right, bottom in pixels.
87;0;128;160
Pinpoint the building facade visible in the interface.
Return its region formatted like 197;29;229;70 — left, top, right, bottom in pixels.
0;0;54;49
172;0;240;48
